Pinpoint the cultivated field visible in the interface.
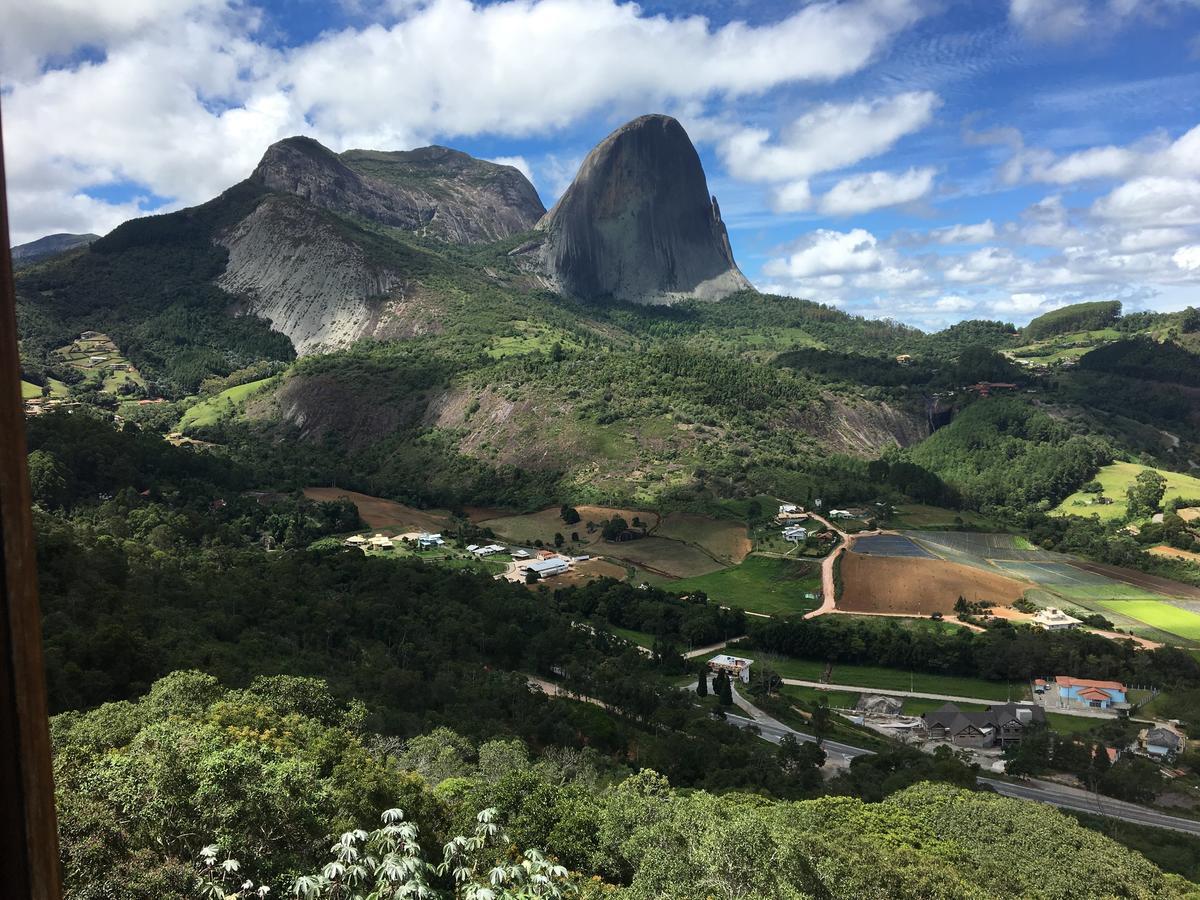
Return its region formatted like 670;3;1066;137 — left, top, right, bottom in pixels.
655;512;750;564
662;556;822;616
907;531;1067;562
303;487;451;532
1094;600;1200;641
1053;461;1200;522
839;551;1028;616
852;534;935;558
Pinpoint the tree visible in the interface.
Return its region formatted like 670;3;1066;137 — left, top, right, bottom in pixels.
714;671;733;707
526;569;541;585
601;517;629;540
811;698;831;746
696;669;708;697
1127;469;1168;519
27;449;67;508
559;505;580;525
554;532;564;548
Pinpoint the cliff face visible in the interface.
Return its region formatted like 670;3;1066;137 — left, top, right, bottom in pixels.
250;137;544;244
217;196;439;354
532;114;751;304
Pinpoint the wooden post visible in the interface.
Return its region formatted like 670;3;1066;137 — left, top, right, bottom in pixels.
0;101;64;899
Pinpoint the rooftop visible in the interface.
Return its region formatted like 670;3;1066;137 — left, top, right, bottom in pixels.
1056;675;1127;692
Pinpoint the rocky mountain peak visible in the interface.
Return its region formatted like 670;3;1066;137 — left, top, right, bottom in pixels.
250;135;545;244
533;113;750;304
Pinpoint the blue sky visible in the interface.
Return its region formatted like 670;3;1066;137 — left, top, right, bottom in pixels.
4;0;1200;329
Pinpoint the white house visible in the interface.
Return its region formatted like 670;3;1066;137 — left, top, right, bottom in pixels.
708;654;754;683
472;544;506;557
527;558;569;578
782;525;808;543
1033;607;1081;631
828;509;851;519
344;534;368;547
417;532;444;548
511;549;531;559
779;503;799;515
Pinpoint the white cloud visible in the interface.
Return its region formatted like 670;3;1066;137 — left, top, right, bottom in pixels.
1007;0;1200;43
933;220;996;244
2;0;929;243
1174;245;1200;270
944;247;1019;283
818;166;935;215
719;91;940;182
769;180;813;213
763;228;883;279
1092;176;1200;225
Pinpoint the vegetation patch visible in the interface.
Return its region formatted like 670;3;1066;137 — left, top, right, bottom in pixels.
302;487;451;532
179;376;275;429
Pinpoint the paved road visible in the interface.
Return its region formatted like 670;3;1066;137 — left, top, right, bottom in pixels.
721;686;1200;834
683;637;749;659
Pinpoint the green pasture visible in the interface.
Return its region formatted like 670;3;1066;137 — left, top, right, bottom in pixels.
1094;599;1200;641
657;555;821;616
180;377;274;429
1053;462;1200;523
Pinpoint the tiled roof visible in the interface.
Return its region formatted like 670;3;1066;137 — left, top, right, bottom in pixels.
1056;675;1127;692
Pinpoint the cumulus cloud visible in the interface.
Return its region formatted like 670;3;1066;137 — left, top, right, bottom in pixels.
2;0;929;243
817;167;935;215
1092;176;1200;226
719;91;940;183
763;228;884;279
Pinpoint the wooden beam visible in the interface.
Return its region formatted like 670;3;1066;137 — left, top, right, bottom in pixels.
0;101;64;899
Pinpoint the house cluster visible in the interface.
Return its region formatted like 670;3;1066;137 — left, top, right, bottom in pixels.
508;548;574;581
708;654;754;684
1035;675;1129;711
467;543;506;557
922;701;1046;749
1032;607;1082;631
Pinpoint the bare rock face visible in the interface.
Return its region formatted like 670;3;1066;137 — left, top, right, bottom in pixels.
250;137;544;244
217;196;437;354
534;114;750;304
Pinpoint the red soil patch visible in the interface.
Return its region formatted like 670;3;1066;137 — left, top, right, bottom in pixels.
303;487;449;532
839;551;1030;615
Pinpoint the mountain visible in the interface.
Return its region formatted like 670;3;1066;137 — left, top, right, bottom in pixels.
528;114;751;304
250;136;545;244
10;232;99;267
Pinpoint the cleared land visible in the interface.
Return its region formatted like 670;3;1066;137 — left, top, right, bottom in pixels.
660;556;821;616
1053;461;1200;523
1094;600;1200;642
890;504;997;530
180;378;274;429
303;487;450;532
839;551;1029;616
479;505;660;550
1151;546;1200;565
654;512;750;565
601;536;726;579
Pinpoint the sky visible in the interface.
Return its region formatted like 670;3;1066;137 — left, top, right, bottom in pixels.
3;0;1200;330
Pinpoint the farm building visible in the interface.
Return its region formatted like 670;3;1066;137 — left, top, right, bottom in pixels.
527;558;569;578
779;503;799;515
470;544;506;557
416;532;444;548
511;549;531;559
922;702;1045;749
708;654;753;683
1032;607;1081;631
782;525;808;543
368;534;394;550
1051;676;1128;710
1140;726;1185;760
344;535;368;547
856;695;902;717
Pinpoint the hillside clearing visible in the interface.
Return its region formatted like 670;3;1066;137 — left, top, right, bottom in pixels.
180;377;274;429
1053;461;1200;523
303;487;451;532
654;511;750;564
1093;600;1200;642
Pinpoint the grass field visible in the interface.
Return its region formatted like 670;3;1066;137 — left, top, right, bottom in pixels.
654;512;750;565
825;663;1025;701
304;488;450;532
1094;600;1200;641
1053;461;1200;523
780;684;859;709
21;380;40;399
603;624;656;648
480;505;658;551
657;556;821;615
601;536;726;579
180;378;274;429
